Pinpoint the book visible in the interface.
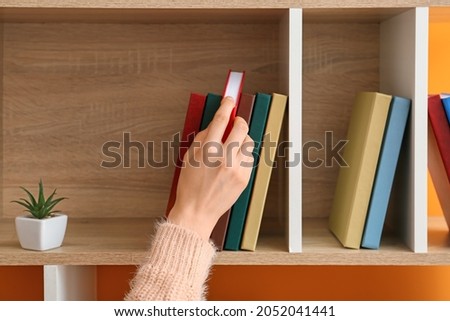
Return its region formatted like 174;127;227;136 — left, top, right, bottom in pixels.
210;93;256;250
240;93;288;251
328;92;392;249
361;96;411;249
200;93;222;131
441;96;450;124
165;93;206;216
428;117;450;229
428;94;450;180
224;93;272;251
166;92;220;220
222;70;245;141
203;71;245;249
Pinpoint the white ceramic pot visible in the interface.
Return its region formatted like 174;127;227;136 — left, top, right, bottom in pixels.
15;214;68;251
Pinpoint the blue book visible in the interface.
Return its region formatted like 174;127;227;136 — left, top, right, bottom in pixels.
441;96;450;125
224;93;272;250
361;96;411;249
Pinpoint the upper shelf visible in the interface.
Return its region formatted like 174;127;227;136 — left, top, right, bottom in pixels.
0;0;430;9
0;217;449;266
0;6;426;24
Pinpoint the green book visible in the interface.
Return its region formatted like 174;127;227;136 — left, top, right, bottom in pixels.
200;93;222;130
224;93;272;250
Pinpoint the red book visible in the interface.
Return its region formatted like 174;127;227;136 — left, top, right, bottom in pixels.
428;94;450;181
222;70;245;141
165;93;206;216
428;118;450;228
210;93;255;250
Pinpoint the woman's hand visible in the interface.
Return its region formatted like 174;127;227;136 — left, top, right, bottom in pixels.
168;97;254;241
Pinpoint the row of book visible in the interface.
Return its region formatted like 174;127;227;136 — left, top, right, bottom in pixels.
166;70;288;251
329;91;411;249
428;94;450;229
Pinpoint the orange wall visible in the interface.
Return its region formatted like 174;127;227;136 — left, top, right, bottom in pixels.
1;9;450;302
0;266;43;300
95;265;450;301
428;18;450;216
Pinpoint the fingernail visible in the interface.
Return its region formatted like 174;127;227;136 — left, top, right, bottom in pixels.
224;96;234;102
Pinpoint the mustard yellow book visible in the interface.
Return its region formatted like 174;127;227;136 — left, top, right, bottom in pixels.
241;93;287;251
328;92;391;249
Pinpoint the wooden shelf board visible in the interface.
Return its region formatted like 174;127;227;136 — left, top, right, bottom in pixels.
430;1;450;8
0;0;427;10
302;0;427;9
1;216;449;266
0;1;299;10
300;217;450;265
0;2;432;24
0;8;286;23
303;8;412;23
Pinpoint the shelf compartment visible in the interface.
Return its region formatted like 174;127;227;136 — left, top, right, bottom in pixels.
301;7;428;253
0;8;301;256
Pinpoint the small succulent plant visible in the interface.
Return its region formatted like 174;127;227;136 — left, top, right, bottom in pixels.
12;179;67;219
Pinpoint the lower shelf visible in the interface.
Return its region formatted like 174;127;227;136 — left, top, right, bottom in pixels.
0;216;449;266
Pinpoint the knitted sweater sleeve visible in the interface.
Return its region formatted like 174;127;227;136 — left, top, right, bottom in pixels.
124;222;216;301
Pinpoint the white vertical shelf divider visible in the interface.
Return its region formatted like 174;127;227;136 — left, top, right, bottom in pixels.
44;265;97;301
284;8;302;253
380;7;429;253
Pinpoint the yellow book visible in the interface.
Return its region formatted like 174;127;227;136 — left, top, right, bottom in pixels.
328;92;391;249
241;93;288;251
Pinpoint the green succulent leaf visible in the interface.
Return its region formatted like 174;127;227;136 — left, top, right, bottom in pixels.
11;200;33;211
44;198;67;215
20;187;37;207
37;206;47;219
38;179;45;208
19;198;33;208
44;189;57;208
12;179;67;219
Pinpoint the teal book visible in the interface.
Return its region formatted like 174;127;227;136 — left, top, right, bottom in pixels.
224;93;272;250
442;96;450;125
361;96;411;249
200;93;222;130
200;93;223;248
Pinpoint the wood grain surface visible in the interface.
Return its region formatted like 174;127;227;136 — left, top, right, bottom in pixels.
2;22;283;219
302;22;379;218
1;217;449;265
0;0;299;9
0;0;426;10
0;23;3;218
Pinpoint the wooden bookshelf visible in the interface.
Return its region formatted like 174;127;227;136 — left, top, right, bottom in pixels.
0;1;447;299
1;217;449;266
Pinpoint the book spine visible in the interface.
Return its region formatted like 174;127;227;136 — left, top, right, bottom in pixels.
165;93;206;216
224;93;271;250
222;70;245;141
428;94;450;181
442;97;450;125
361;96;411;249
428;118;450;228
209;93;256;250
200;93;222;131
328;92;392;249
240;93;287;251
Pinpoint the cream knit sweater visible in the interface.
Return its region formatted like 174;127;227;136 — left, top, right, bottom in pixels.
125;222;216;301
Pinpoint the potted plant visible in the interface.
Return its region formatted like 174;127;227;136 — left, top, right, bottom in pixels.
12;179;68;251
